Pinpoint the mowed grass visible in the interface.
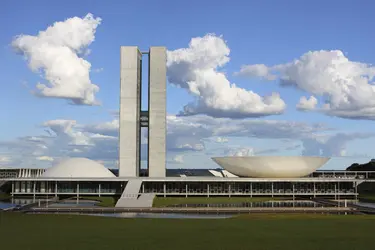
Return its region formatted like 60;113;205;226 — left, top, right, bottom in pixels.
78;196;117;207
0;213;374;250
0;193;10;200
153;196;287;207
359;194;375;202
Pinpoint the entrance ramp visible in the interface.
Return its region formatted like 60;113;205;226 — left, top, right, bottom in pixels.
119;179;142;199
116;180;155;208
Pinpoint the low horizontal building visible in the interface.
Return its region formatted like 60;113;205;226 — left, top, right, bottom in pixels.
1;157;374;200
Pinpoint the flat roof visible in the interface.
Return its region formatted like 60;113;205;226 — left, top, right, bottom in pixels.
4;177;361;182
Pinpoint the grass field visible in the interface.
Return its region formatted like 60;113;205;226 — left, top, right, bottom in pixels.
0;213;373;250
359;194;375;202
0;193;10;200
153;196;286;207
78;196;117;207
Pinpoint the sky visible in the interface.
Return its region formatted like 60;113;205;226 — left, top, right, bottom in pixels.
1;0;375;170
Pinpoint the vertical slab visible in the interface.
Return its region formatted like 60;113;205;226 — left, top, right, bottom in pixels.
119;46;142;177
148;47;167;177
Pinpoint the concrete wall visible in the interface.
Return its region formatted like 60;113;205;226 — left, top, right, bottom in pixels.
119;46;142;177
148;47;167;177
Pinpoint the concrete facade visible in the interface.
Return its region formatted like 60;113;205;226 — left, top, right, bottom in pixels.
119;46;142;177
6;177;364;200
148;47;167;177
118;46;167;178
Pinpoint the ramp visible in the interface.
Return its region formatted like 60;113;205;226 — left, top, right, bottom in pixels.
137;193;156;207
119;179;142;199
116;180;154;208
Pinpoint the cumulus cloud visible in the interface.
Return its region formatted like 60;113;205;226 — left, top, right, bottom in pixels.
302;133;374;157
225;147;254;156
36;156;54;162
297;96;318;111
214;137;229;143
12;13;101;105
169;155;184;164
0;114;371;168
237;50;375;120
167;34;286;118
0;156;13;167
235;64;277;80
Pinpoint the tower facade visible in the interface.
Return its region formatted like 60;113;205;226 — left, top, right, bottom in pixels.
119;46;166;178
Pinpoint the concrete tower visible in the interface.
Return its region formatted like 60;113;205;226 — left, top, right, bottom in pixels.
119;46;166;178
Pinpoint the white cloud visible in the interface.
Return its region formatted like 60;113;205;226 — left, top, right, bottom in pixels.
297;96;318;111
36;156;54;162
0;156;12;167
170;155;184;164
214;137;228;143
167;34;286;118
302;133;374;157
0;114;371;168
237;50;375;120
12;13;101;105
236;64;277;80
225;147;255;156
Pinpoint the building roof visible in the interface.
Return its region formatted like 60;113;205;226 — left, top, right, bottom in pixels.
42;158;116;178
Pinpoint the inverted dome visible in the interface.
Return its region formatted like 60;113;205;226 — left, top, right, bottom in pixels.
212;156;329;178
42;158;115;178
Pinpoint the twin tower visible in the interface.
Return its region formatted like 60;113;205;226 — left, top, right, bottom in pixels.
119;47;166;178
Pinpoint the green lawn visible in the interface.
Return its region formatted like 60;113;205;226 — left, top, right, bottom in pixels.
0;193;10;201
359;194;375;202
0;213;374;250
78;196;117;207
153;196;287;207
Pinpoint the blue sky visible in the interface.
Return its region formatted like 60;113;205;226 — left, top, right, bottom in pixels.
1;0;375;170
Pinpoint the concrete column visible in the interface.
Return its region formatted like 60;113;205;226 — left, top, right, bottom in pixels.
207;183;210;198
334;183;337;200
163;183;166;197
228;184;231;197
271;182;274;198
55;182;57;197
119;46;142;177
148;47;167;177
33;181;36;199
313;182;316;198
250;183;253;197
98;183;101;197
77;183;79;203
11;181;14;197
142;183;145;193
355;182;358;200
292;183;295;200
185;184;188;198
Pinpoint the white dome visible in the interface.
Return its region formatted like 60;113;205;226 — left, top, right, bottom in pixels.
42;158;115;178
212;156;330;178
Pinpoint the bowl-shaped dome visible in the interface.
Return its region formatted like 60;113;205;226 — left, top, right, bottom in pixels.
212;156;329;178
42;158;115;178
